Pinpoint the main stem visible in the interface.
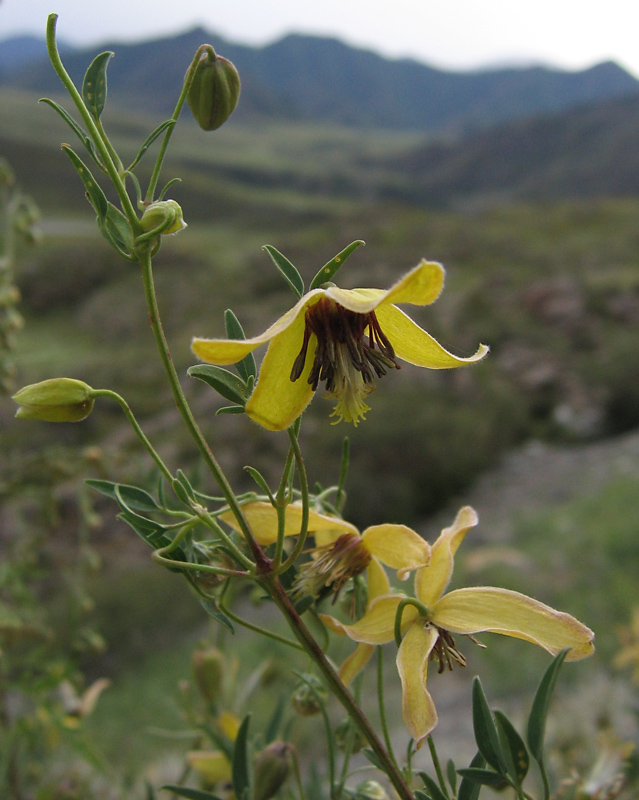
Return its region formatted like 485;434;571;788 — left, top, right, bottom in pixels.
264;575;414;800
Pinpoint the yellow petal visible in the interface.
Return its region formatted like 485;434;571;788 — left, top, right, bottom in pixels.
324;260;445;313
187;750;232;783
191;290;323;366
338;643;376;686
245;310;318;431
319;594;414;644
218;710;241;741
367;557;391;601
432;587;595;661
220;501;358;545
416;506;478;607
362;524;430;580
396;622;439;745
375;304;489;368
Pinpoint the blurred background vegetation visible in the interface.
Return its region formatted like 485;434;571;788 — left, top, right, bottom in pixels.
2;27;639;797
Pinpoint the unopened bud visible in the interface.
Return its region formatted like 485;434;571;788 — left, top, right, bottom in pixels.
353;781;389;800
192;647;225;705
13;378;95;422
291;674;327;716
253;742;294;800
187;45;240;131
139;199;186;235
335;718;365;754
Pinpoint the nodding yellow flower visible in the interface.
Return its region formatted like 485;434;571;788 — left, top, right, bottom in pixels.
192;260;488;431
321;507;595;746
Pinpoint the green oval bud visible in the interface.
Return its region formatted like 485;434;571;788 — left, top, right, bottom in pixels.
187;45;240;131
192;647;225;705
354;781;389;800
291;674;327;717
253;742;294;800
139;199;186;235
13;378;95;422
335;718;365;754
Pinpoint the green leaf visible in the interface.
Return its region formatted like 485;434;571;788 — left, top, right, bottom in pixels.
127;119;176;171
362;748;386;771
416;772;449;800
243;467;274;500
309;240;365;290
262;244;304;299
86;479;159;512
188;364;247;406
144;781;156;800
414;791;433;800
232;714;251;800
471;678;507;775
527;649;569;764
456;768;509;789
216;405;246;415
200;597;235;633
161;787;224;800
457;752;485;800
116;510;172;550
446;759;457;796
62;145;108;220
265;696;286;743
39;98;102;167
82;51;113;120
495;710;529;786
98;202;135;258
224;309;257;382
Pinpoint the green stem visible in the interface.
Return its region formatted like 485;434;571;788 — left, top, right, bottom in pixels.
145;45;207;203
151;546;249;579
264;575;415;800
377;647;398;771
45;14;139;228
91;389;173;483
217;593;304;652
137;246;267;570
277;427;310;574
194;508;255;572
273;420;299;568
426;735;450;800
539;761;551;800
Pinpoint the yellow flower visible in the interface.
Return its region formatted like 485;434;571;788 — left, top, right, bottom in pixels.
321;506;595;746
192;260;488;431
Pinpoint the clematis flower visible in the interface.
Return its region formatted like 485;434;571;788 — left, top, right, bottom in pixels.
192;260;488;431
321;506;595;746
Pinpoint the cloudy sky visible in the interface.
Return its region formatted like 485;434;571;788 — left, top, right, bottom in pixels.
2;0;639;78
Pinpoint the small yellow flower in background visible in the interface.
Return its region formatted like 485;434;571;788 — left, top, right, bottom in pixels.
192;260;488;431
322;506;595;746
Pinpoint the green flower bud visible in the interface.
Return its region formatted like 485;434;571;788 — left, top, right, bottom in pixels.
192;647;225;705
13;378;95;422
335;718;365;754
291;674;327;716
139;199;186;235
187;45;240;131
253;742;294;800
353;781;389;800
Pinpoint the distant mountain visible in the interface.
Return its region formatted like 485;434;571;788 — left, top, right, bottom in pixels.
2;27;638;133
388;92;639;204
0;34;73;78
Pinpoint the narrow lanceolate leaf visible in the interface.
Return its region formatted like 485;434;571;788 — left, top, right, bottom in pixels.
188;364;247;406
85;479;159;512
416;771;449;800
161;787;224;800
446;759;457;796
243;466;274;500
224;309;257;382
39;98;102;167
231;714;251;800
471;678;507;775
309;240;365;290
414;791;434;800
527;649;569;764
262;244;304;299
456;768;509;789
200;597;234;634
494;710;529;786
457;752;485;800
265;696;286;743
98;202;134;258
82;51;113;120
362;748;386;771
216;405;246;415
127;119;175;171
62;145;107;220
116;511;171;550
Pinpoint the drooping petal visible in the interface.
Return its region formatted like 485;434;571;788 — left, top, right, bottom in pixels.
432;587;595;661
416;507;478;607
396;622;439;745
362;524;430;580
324;260;445;314
374;304;489;368
220;501;357;545
191;290;323;366
320;594;414;644
338;643;376;686
245;311;318;430
367;557;391;601
187;750;232;783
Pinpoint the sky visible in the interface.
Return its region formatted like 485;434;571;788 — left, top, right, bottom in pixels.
2;0;639;78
